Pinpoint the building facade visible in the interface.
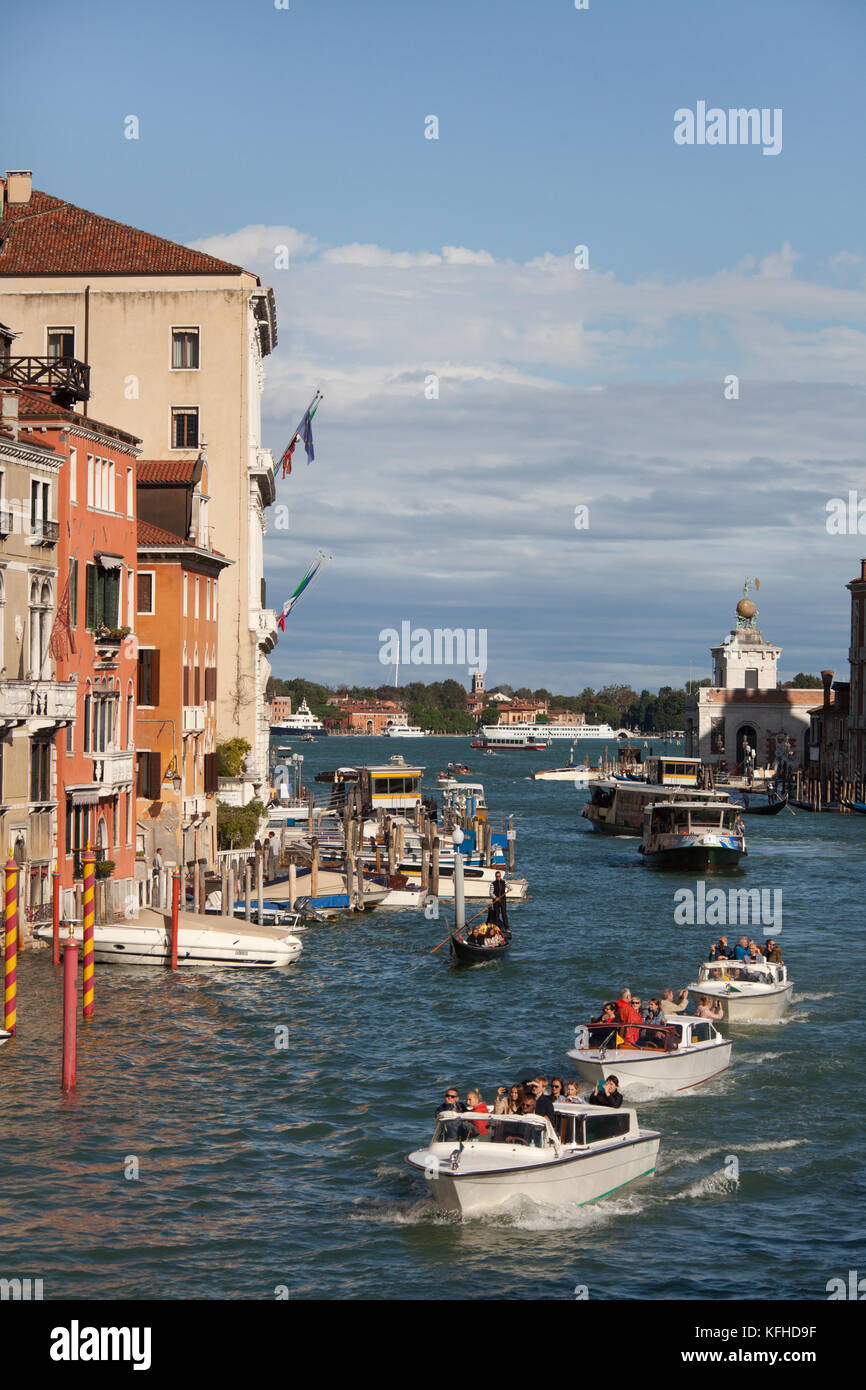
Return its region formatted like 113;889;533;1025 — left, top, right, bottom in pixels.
135;457;230;869
329;699;405;734
0;170;279;805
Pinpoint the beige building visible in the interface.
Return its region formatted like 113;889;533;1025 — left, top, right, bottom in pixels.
0;326;76;912
0;171;279;804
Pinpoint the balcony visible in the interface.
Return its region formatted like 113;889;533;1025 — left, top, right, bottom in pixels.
0;678;77;732
29;519;59;547
183;794;208;819
3;355;91;405
183;705;205;733
0;504;13;536
92;751;135;787
256;608;279;653
250;447;276;507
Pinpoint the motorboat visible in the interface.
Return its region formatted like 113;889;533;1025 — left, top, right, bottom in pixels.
568;1018;732;1092
438;763;470;779
583;779;730;836
270;698;328;737
638;801;747;870
35;909;303;969
406;1104;660;1215
382;718;426;738
685;959;793;1022
0;1029;10;1048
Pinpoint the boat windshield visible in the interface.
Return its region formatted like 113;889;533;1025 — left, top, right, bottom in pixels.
580;1022;678;1052
432;1111;550;1148
699;961;782;984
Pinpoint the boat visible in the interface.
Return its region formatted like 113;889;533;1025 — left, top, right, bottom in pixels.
0;1029;10;1048
382;718;426;738
270;698;328;738
685;958;793;1022
471;730;551;751
449;928;512;964
583;779;731;836
738;792;789;816
35;910;303;969
533;746;600;782
842;800;866;814
638;801;747;870
438;762;470;779
568;1018;732;1092
477;721;618;742
406;1103;660;1215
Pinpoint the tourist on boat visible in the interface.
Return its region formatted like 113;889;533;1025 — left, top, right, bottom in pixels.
530;1078;558;1129
509;1093;546;1147
643;997;666;1026
695;994;724;1020
488;872;510;932
614;989;643;1044
465;1088;489;1136
493;1087;510;1115
747;939;765;962
564;1080;586;1105
709;935;737;961
593;1002;618;1024
436;1087;468;1140
588;1077;623;1108
764;938;783;963
660;987;687;1014
734;936;751;961
506;1084;524;1114
550;1077;565;1102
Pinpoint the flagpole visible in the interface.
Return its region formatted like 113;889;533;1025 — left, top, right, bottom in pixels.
278;390;322;470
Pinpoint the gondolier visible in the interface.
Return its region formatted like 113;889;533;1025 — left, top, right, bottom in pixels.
488;871;510;931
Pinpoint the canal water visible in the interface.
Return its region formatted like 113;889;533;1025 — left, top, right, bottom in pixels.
2;737;862;1300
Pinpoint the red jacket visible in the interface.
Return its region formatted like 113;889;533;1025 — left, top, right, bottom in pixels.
615;998;642;1045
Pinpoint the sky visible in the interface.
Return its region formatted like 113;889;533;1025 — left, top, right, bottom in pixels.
4;0;866;693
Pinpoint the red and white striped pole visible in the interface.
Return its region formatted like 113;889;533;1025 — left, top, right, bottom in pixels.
82;846;95;1019
61;931;78;1091
4;855;18;1036
52;870;61;966
170;869;180;969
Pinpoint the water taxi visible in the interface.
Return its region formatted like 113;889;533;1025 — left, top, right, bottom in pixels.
569;1019;732;1092
36;910;303;968
685;959;793;1021
407;1104;659;1215
638;801;747;870
583;780;730;836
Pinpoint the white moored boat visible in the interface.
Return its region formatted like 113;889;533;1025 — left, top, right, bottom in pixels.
569;1018;732;1092
35;909;303;969
685;959;793;1022
0;1029;10;1048
406;1104;659;1215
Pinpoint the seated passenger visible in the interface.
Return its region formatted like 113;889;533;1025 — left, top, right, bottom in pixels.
588;1076;623;1109
436;1087;468;1141
764;938;783;964
550;1077;565;1103
564;1080;586;1104
614;988;642;1045
734;935;750;961
709;935;736;960
492;1086;510;1115
593;1002;617;1024
510;1093;544;1146
465;1087;489;1136
747;938;765;962
661;987;688;1016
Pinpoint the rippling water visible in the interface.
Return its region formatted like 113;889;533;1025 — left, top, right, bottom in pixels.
3;738;864;1299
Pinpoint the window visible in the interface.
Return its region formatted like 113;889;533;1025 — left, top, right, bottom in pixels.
126;467;134;519
69;447;77;504
87;455;94;507
66;719;74;754
182;574;188;616
108;461;115;512
204;664;217;703
172;328;200;369
137;572;154;615
127;691;134;749
205;578;210;620
91;695;118;754
171;408;199;449
137;750;162;800
68;559;78;630
204;751;218;795
84;564;120;630
137;648;160;707
30;741;51;802
83;692;92;754
30;479;49;534
194;577;200;619
183;663;190;705
47;328;74;359
584;1113;630;1144
744;668;759;690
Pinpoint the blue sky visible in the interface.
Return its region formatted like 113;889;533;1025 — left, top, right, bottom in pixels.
5;0;866;691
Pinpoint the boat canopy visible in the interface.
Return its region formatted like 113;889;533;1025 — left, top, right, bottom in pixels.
698;960;786;984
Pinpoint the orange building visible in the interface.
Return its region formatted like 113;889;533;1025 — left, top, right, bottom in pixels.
328;699;405;734
135;458;231;869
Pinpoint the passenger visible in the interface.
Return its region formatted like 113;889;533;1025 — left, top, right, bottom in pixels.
530;1077;558;1130
436;1087;468;1141
493;1086;510;1115
643;997;666;1026
593;1002;618;1024
588;1076;623;1109
709;935;736;960
486;923;505;947
734;935;750;961
661;987;688;1016
465;1087;489;1136
614;988;642;1045
511;1092;544;1147
564;1080;586;1104
506;1083;523;1115
695;994;723;1020
764;938;783;964
550;1077;565;1102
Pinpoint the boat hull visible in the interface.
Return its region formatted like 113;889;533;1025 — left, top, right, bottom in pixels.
35;919;302;969
408;1136;659;1214
687;982;793;1022
449;934;511;964
640;845;744;871
567;1041;731;1091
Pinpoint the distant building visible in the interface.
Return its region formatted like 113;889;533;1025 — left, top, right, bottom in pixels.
466;669;487;718
269;695;293;724
808;670;849;780
329;699;405;734
548;708;585;726
685;589;815;771
498;697;549;726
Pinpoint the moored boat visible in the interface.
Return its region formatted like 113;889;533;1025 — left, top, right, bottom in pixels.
684;959;793;1022
406;1104;659;1215
638;801;747;870
35;910;303;968
568;1018;732;1092
0;1029;10;1048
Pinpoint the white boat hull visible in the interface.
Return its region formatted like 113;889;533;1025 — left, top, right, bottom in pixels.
36;915;303;969
687;982;793;1022
408;1136;659;1214
0;1030;10;1048
567;1040;732;1091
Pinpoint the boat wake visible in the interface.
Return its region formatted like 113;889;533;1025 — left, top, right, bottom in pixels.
669;1166;739;1201
740;1051;783;1065
462;1192;649;1232
671;1138;806;1166
792;991;835;1003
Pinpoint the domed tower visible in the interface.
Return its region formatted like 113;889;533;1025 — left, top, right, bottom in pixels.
712;580;780;690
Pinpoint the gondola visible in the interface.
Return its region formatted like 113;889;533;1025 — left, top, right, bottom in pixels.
449;929;512;965
842;800;866;815
739;793;789;816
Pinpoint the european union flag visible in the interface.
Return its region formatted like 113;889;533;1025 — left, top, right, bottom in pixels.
302;406;315;465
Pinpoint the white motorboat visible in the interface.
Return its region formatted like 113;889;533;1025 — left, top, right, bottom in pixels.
407;1104;659;1215
382;719;426;738
0;1029;10;1048
569;1018;732;1092
685;959;793;1022
35;909;303;969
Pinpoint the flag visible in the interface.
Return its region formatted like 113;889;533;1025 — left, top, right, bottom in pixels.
279;393;321;477
49;571;77;661
277;552;330;631
302;403;315;465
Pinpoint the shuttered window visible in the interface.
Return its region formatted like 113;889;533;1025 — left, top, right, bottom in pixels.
136;751;162;800
204;666;217;702
84;564;120;630
204;752;218;795
137;649;160;706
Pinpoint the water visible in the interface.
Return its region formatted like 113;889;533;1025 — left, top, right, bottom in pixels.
3;737;864;1299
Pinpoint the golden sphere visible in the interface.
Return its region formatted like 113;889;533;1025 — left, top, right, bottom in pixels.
736;598;756;619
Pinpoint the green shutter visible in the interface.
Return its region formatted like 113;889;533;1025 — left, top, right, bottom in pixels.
85;565;97;629
104;568;120;628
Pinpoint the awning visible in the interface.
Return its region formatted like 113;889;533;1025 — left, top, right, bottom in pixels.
95;552;123;570
66;786;101;806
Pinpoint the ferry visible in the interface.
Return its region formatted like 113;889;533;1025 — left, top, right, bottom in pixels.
315;760;424;817
471;729;550;751
583;780;730;837
407;1104;659;1215
569;1018;732;1093
270;698;328;738
638;801;747;871
477;721;619;742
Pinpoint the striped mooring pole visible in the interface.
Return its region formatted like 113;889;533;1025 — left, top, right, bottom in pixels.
61;931;78;1092
82;846;95;1019
170;869;180;969
52;871;61;966
4;855;18;1036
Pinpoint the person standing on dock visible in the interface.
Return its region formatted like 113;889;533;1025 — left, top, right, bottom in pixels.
488;871;510;932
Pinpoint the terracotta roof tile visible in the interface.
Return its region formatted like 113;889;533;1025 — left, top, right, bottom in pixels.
137;458;201;485
137;518;228;561
0;188;246;277
0;377;140;445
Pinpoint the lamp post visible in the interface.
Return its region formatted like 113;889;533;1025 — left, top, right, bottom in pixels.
452;826;465;934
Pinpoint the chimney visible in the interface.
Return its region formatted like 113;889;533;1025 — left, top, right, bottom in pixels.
821;669;834;711
5;171;32;207
1;390;20;443
861;558;866;582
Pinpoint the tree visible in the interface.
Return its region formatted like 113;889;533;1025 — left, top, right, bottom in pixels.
216;799;265;850
597;684;639;716
479;705;501;725
217;738;251;777
785;673;823;689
